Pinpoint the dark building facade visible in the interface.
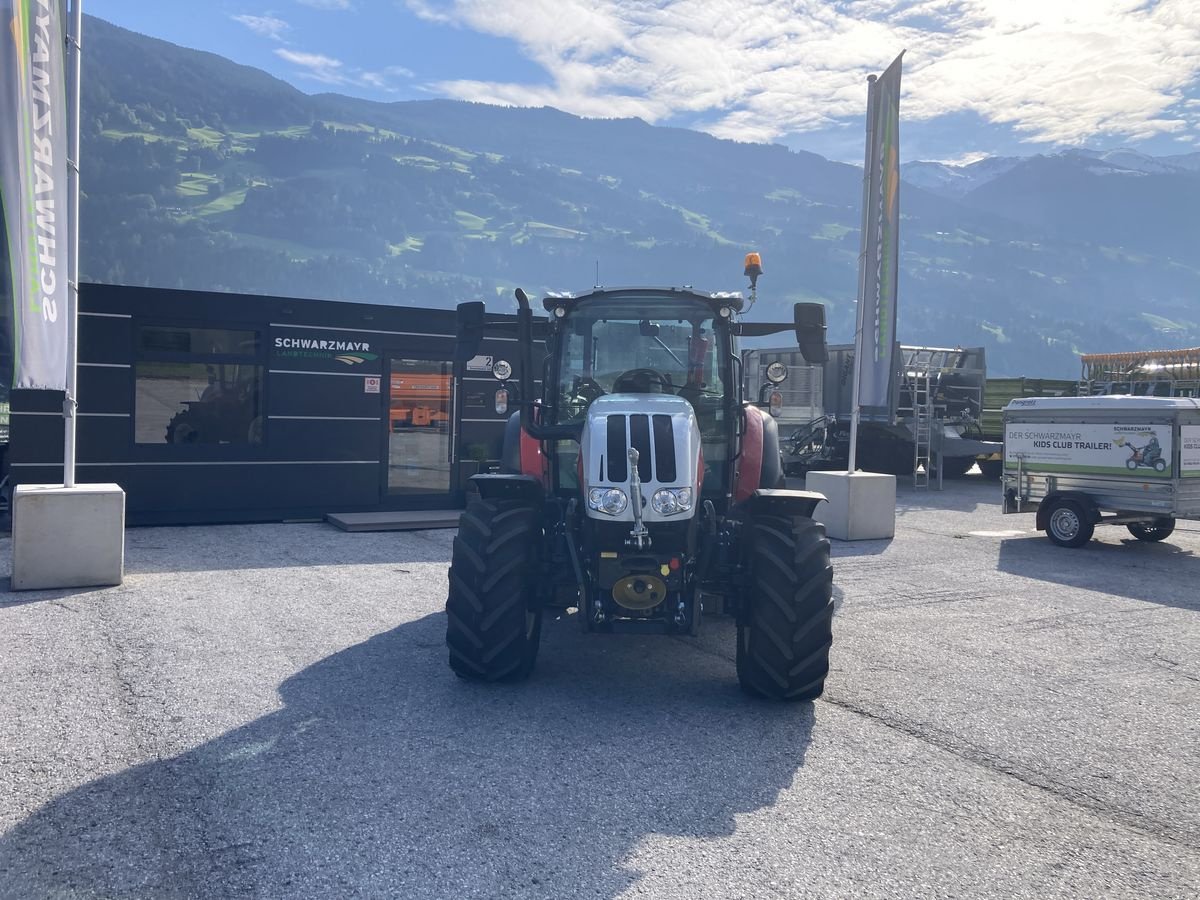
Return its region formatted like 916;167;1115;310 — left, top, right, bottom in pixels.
5;284;529;524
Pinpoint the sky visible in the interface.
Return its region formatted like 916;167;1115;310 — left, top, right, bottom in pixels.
89;0;1200;164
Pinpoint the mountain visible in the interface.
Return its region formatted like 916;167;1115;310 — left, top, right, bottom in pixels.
900;157;1022;198
1163;151;1200;173
4;15;1198;381
961;154;1200;262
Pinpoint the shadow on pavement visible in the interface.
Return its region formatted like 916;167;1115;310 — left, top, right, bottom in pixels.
120;523;457;574
0;611;817;898
894;476;999;515
997;533;1200;612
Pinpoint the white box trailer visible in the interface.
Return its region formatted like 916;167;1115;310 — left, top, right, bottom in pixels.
1002;396;1200;547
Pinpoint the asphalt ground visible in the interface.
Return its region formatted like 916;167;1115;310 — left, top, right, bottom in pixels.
0;476;1197;899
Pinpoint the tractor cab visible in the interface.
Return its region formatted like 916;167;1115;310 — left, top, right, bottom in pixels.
543;290;736;498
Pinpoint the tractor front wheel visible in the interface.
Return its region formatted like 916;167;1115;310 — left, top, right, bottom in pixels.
446;499;543;682
736;513;834;701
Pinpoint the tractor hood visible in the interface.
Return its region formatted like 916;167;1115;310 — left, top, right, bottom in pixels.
580;394;703;523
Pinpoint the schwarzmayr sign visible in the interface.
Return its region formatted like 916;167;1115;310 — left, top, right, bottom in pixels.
273;336;379;365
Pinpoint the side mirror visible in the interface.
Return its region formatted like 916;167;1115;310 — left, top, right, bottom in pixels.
794;302;828;365
454;301;485;364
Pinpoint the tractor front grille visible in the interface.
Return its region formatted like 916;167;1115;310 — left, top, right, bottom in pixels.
605;413;677;484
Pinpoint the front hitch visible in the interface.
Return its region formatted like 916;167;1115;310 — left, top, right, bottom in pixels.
627;447;650;549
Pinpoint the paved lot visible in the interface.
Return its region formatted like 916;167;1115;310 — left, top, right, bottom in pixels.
1;477;1197;899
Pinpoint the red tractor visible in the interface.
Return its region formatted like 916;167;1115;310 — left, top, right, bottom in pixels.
447;266;834;699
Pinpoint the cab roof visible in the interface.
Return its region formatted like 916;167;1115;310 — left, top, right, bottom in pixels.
543;286;745;313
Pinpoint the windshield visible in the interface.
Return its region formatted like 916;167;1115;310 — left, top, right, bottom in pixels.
553;297;726;427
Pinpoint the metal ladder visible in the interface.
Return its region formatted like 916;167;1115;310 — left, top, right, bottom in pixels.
911;367;934;489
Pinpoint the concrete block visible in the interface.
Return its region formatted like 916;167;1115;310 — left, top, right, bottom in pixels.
805;471;896;541
11;484;126;590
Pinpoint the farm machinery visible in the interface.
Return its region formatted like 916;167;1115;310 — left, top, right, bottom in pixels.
762;344;1001;483
446;264;835;699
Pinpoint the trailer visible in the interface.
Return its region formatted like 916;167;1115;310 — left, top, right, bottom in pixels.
1001;396;1200;547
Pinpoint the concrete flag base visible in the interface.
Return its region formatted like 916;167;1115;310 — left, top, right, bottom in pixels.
11;484;126;590
805;471;896;541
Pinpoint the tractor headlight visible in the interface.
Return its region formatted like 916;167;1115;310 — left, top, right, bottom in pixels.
651;487;693;516
588;487;628;516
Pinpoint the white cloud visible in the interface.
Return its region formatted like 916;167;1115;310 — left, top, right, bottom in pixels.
275;48;346;84
359;65;416;91
232;14;290;41
275;48;412;92
403;0;1200;148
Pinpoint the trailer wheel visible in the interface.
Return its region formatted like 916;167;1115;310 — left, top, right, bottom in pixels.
446;499;543;682
736;514;834;701
1045;498;1094;548
1128;517;1175;542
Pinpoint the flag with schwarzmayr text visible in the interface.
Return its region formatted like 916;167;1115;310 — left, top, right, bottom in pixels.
855;51;903;408
1;0;69;390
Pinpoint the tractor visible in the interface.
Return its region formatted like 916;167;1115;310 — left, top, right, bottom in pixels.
446;261;835;700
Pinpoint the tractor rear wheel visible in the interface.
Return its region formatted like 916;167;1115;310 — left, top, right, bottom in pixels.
736;514;834;701
446;499;543;682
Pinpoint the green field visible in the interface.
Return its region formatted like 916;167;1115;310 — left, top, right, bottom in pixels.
197;188;248;216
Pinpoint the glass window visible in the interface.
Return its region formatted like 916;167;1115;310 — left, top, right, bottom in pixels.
550;296;729;493
135;361;263;445
387;359;452;494
139;326;259;356
553;297;725;427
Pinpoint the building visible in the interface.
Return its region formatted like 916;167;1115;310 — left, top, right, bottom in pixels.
4;283;530;524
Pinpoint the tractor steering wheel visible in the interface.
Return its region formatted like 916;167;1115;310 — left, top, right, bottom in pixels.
613;368;672;393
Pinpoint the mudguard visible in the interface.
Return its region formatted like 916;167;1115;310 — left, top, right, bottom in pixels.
734;404;765;503
470;474;545;504
500;412;522;474
759;413;785;489
499;411;549;486
742;488;826;520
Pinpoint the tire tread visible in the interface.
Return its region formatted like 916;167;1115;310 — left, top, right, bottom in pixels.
446;499;542;682
737;514;834;701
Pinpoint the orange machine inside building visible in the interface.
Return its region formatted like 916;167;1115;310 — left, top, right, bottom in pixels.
389;371;451;430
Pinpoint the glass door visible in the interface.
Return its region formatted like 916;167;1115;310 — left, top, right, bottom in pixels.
385;358;453;495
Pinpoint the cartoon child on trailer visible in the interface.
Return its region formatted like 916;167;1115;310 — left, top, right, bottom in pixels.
1114;432;1167;472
